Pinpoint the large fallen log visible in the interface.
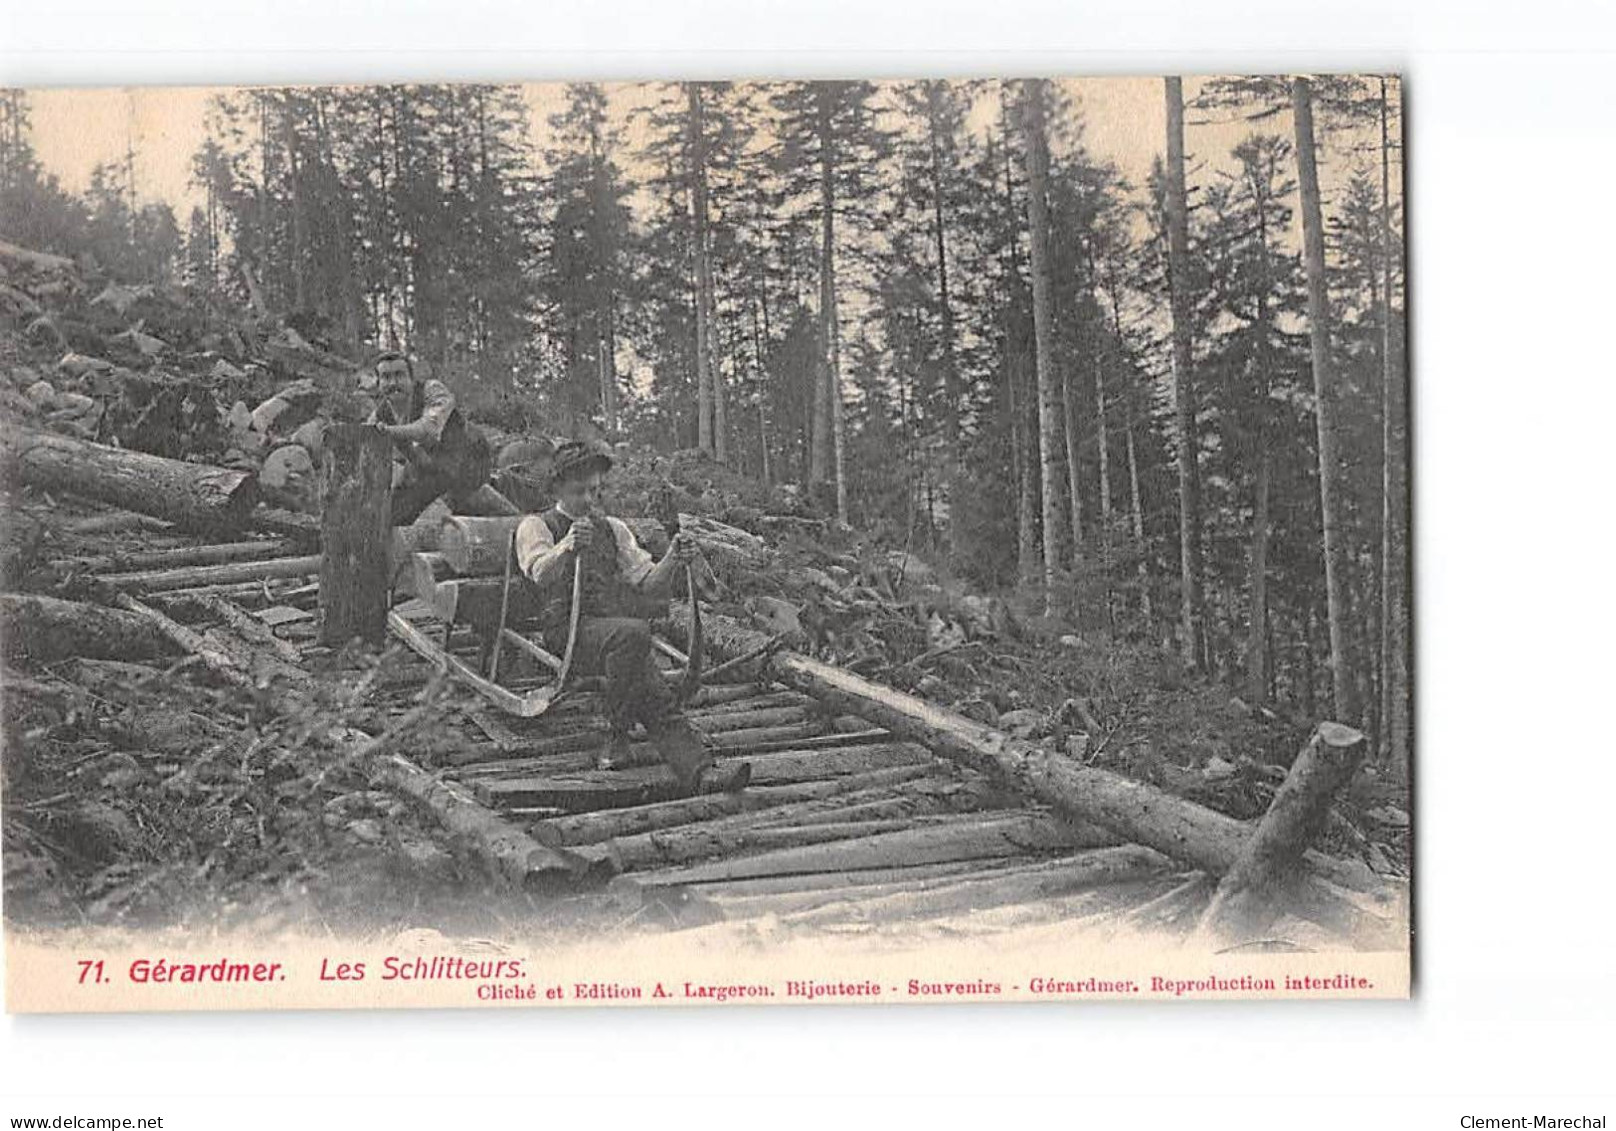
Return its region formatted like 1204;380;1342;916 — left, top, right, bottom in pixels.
0;592;175;663
1196;723;1368;944
684;611;1374;890
8;427;258;532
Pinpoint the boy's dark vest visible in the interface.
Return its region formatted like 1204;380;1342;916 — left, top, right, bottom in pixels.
535;507;632;640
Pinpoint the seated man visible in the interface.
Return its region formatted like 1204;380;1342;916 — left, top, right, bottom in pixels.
514;442;749;796
365;352;496;525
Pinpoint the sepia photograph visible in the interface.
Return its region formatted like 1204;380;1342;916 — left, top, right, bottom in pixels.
0;73;1410;1012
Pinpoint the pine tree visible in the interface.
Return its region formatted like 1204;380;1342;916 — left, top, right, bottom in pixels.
1019;79;1066;613
1163;77;1207;667
771;81;892;523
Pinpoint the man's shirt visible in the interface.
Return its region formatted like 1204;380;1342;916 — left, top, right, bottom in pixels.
367;379;457;448
514;504;656;588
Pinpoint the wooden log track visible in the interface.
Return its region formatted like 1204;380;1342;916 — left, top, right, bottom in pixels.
7;426;258;532
13;540;1398;942
678;610;1382;894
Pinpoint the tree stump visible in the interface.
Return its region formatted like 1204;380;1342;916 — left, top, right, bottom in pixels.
1195;721;1368;946
319;422;392;646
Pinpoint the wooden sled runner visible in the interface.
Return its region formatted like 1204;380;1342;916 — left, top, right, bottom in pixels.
389;519;704;719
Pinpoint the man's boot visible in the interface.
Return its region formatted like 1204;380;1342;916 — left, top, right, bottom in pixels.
650;715;748;796
595;727;634;771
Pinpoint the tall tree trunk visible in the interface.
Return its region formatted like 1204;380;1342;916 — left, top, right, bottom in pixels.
1246;154;1278;704
926;85;962;556
1062;365;1084;564
1292;75;1358;724
598;306;618;434
1124;397;1152;622
1246;452;1272;702
282;95;307;312
712;290;730;463
689;84;716;457
1164;77;1206;668
813;91;839;513
998;127;1039;585
1301;605;1319;720
1104;275;1152;624
1378;76;1408;770
1021;81;1065;614
750;289;772;485
1094;343;1114;629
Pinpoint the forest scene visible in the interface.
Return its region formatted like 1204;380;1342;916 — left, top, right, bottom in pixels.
0;76;1408;955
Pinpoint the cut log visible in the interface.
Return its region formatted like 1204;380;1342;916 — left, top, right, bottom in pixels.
592;782;990;872
439;515;521;576
777;844;1176;928
689;681;779;708
9;427;257;532
0;239;76;276
156;579;313;608
682;611;1372;889
319;422;392;645
529;765;934;846
675;513;771;568
188;593;302;665
0;592;174;663
369;752;594;891
113;593;256;692
706;721;823;750
473;742;935;811
650;858;1018;904
1196;722;1368;944
57;511;171;536
411;552;454;600
248;507;323;544
50;539;297;574
622;811;1118;888
99;555;323;593
689;703;812;734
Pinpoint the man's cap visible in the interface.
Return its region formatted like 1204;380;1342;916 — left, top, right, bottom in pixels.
551;440;613;485
496;436;557;471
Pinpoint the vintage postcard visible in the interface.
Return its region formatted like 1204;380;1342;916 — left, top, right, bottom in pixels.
0;74;1409;1012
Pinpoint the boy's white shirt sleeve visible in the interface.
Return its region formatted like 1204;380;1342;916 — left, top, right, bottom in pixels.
515;514;560;582
608;517;656;587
